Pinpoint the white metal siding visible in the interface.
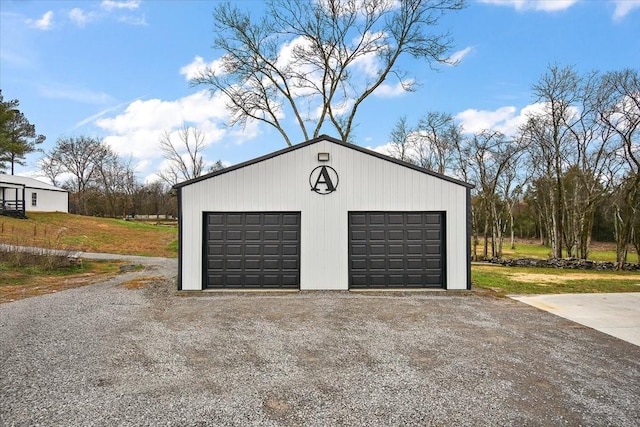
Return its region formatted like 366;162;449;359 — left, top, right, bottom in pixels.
180;139;469;291
27;189;68;212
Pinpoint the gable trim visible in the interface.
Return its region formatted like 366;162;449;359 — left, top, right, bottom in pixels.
173;135;473;189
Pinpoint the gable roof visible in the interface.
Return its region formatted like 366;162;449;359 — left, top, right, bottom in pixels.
0;174;68;193
174;134;473;189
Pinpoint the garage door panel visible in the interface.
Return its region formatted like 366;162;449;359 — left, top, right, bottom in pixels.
246;230;261;241
406;214;423;224
351;230;366;241
352;245;367;256
349;212;444;289
244;258;261;270
406;275;424;285
264;245;280;255
388;230;403;241
208;214;224;225
388;275;405;286
388;244;404;254
406;258;422;270
388;258;404;269
370;275;387;286
351;259;366;270
264;230;280;241
282;245;298;255
245;214;261;225
226;258;243;270
204;212;300;289
388;214;404;224
426;259;441;269
369;245;386;255
282;275;299;286
208;259;223;270
282;259;298;270
209;245;223;256
264;259;280;270
227;214;243;225
370;214;385;224
369;230;385;241
425;214;441;224
426;230;440;240
227;245;242;255
209;230;224;241
283;230;298;241
227;230;242;241
351;214;366;225
425;244;441;254
406;229;423;240
369;259;386;270
264;214;281;225
351;275;367;286
407;244;423;255
283;214;299;225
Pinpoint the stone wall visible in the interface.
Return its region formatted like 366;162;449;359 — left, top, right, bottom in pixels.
484;257;640;271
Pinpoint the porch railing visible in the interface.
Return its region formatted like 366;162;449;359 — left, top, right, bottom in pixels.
0;200;26;218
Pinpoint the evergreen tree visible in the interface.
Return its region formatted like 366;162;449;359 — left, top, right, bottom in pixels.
0;90;46;174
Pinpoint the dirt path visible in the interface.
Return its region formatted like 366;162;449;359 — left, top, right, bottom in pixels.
0;244;177;303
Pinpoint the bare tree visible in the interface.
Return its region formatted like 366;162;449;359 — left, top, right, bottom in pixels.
38;155;65;187
94;154;138;217
43;136;112;215
157;124;220;187
596;69;640;268
463;130;523;259
387;116;414;162
521;65;582;259
192;0;465;146
413;112;460;174
386;111;462;175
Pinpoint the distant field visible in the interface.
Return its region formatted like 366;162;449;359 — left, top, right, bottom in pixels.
0;212;177;258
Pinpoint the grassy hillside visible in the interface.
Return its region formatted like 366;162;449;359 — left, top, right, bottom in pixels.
0;212;177;257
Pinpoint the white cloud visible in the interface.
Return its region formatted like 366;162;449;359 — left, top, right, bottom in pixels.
95;91;235;162
26;11;54;30
69;8;94;28
180;56;227;81
479;0;578;12
446;46;473;66
612;0;640;20
101;0;141;11
37;84;113;104
117;14;147;26
455;103;547;135
374;80;412;98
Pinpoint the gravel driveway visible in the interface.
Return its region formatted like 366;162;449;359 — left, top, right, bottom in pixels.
1;256;639;426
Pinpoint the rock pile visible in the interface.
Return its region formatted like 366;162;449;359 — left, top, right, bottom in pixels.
485;257;640;271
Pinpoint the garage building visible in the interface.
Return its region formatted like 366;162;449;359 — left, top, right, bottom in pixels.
174;135;472;291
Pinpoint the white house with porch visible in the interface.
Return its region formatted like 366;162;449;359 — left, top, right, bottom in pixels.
0;174;68;217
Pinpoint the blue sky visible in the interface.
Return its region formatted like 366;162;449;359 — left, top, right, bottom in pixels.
1;0;639;183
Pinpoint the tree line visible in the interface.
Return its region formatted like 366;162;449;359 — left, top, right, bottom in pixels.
37;125;224;218
386;66;639;268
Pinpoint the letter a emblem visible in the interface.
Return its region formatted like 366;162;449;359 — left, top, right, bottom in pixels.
310;165;339;195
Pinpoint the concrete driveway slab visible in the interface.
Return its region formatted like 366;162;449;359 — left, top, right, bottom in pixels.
510;293;640;347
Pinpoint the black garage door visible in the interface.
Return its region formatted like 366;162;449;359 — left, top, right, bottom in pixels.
204;212;300;289
349;212;445;289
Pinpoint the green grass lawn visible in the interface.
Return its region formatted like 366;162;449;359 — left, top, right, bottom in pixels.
472;264;640;295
